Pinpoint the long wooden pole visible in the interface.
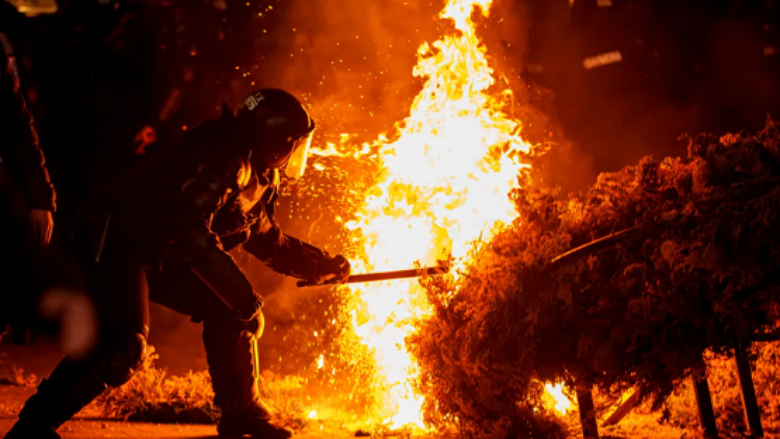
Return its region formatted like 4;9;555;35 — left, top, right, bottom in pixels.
734;348;764;437
297;265;450;287
692;368;719;439
576;385;599;438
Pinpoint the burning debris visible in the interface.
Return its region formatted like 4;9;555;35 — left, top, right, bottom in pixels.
87;347;313;431
3;0;780;438
408;121;780;437
318;0;538;429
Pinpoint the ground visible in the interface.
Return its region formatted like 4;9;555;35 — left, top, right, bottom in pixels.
0;311;340;439
0;324;386;439
0;385;345;439
0;339;208;439
0;378;219;439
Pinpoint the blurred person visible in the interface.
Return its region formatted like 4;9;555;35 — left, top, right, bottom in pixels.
0;2;55;246
0;23;57;335
1;9;95;357
5;89;351;439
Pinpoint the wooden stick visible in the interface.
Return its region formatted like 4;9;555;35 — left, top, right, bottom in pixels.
548;178;780;272
576;385;599;438
734;348;764;437
601;389;640;427
297;265;450;288
549;225;646;270
692;368;719;439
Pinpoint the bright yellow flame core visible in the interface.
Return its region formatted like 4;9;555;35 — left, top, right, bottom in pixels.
544;383;572;415
345;0;534;428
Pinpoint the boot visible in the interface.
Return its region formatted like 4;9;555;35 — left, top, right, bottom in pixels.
3;356;109;439
203;321;293;439
3;422;61;439
218;400;293;439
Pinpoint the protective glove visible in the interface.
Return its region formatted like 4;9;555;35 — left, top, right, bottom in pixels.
314;254;351;285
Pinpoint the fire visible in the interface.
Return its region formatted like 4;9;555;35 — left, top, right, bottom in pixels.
544;383;572;415
339;0;535;428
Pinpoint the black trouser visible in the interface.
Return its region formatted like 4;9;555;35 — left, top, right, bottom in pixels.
140;258;278;436
150;257;265;410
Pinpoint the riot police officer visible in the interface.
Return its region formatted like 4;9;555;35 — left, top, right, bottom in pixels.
5;89;351;439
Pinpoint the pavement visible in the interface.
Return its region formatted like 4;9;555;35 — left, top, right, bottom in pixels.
0;310;318;439
0;305;425;439
0;383;215;439
0;340;377;439
0;385;347;439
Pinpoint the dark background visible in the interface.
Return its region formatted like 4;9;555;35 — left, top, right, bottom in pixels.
2;0;779;376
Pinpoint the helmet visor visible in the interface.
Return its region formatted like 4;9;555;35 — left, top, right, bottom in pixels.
285;131;313;179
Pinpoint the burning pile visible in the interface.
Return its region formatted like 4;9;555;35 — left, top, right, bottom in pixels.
90;0;542;432
338;0;536;428
408;121;780;436
83;0;780;435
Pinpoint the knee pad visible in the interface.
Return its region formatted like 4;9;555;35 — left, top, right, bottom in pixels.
247;310;264;338
104;332;147;387
204;309;264;339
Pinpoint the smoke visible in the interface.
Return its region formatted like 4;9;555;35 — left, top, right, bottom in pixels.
255;0;444;139
136;0;455;385
237;4;599;417
239;0;448;325
139;2;780;401
481;0;597;193
252;0;593;332
137;0;596;412
506;0;780;191
141;0;595;378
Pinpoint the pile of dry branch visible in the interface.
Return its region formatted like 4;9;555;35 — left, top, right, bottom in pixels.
90;347;310;430
409;120;780;437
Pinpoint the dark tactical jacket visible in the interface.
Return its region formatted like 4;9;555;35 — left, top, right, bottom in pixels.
94;118;331;319
0;41;56;211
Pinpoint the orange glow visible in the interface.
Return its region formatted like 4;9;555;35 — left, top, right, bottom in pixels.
338;0;536;428
544;383;572;416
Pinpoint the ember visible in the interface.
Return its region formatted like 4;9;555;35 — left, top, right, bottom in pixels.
4;1;780;438
336;0;537;428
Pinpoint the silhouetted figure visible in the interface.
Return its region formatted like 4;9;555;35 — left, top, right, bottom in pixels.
0;24;57;337
5;89;350;439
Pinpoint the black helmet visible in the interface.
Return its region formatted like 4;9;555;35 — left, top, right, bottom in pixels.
230;88;315;179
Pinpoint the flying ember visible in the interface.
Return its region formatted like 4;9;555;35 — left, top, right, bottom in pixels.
342;0;536;427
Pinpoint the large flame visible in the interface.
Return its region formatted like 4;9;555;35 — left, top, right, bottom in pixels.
341;0;535;427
